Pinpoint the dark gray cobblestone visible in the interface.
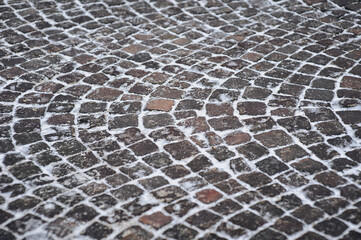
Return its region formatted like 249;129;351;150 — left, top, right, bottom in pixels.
0;0;361;239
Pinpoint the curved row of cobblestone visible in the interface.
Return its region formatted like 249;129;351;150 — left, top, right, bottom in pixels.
0;0;361;239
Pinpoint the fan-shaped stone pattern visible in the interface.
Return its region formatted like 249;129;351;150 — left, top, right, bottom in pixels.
0;0;360;239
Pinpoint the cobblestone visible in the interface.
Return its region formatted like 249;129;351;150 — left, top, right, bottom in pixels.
0;0;361;239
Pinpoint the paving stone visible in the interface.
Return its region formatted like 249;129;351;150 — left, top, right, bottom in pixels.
139;212;172;229
3;153;25;166
1;1;361;238
314;171;347;187
296;232;327;240
6;214;45;234
315;121;346;136
179;117;210;133
9;161;41;180
83;222;113;239
221;77;250;90
338;208;361;224
33;185;64;200
0;230;15;240
230;211;266;230
291;158;327;174
115;127;145;145
199;168;230;184
229;157;251;174
143;152;173;168
224;132;251;146
152;186;188;203
90;194;118;210
179;175;208;191
255;130;293;148
198;233;227;240
314;218;348;237
79;182;108;196
250;228;287;240
272;216;303;235
237;142;269;160
309;143;340;160
163;224;198;240
139;176;169;190
122;199;156;217
109;114;138;129
294;131;324;145
195;188;223;204
151;86;183;99
105;150;136;166
1;183;26;197
237;102;267;115
208;116;242;131
235;190;263;204
238;172;272;188
332;158;358;171
122;44;148;54
256;157;289;175
277;116;311;132
186;210;222;230
187;155;212;172
276;194;303;210
339;184;361;200
8;196;41;211
346;149;361;163
143;113;174;129
162;164;190;179
129;139;158;156
275;145;309;162
165;199;198;217
327;135;353;148
210;199;241;215
19;93;53;104
341;76;361;90
146;99;174;112
111;185;144;201
46;217;78;238
303;184;333;200
206;103;233;117
306;89;334;101
35;202;64;218
340;231;361;240
99;209;131;224
67;152;99;169
164;140;199;160
338;111;361;124
0;139;14;153
251;201;285;218
109;102;141;114
120;163;153;179
216;222;246;238
242;117;277;133
208;145;235;161
86;87;122;101
292;205;324;223
116;226;153;240
259;183;286;197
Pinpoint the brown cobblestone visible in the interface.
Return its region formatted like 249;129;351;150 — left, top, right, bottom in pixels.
139;212;172;229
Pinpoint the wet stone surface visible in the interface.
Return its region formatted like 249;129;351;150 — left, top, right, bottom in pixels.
0;0;361;239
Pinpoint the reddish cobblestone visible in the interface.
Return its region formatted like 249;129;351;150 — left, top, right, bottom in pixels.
146;99;174;112
196;189;223;204
139;212;172;229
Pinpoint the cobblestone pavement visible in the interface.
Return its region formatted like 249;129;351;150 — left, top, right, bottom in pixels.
0;0;361;239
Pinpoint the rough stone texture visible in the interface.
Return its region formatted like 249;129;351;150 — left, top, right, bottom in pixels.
1;0;361;239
